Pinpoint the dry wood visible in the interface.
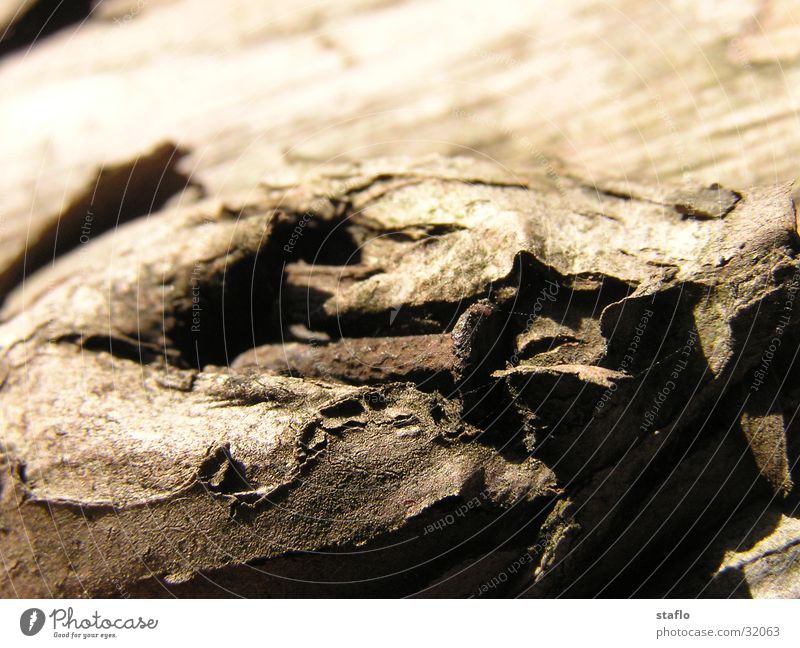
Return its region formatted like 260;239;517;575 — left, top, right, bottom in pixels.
1;156;799;597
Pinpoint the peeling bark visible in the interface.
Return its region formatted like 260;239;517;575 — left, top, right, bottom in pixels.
1;156;799;597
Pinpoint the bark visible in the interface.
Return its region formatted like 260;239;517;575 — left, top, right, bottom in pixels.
1;156;799;597
4;0;800;305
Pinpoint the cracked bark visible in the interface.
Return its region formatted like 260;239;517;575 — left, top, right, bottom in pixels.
1;156;799;598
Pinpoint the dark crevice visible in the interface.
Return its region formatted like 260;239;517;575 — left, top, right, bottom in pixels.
198;444;254;496
168;210;369;369
168;245;282;369
319;398;366;418
273;212;362;266
501;252;635;328
0;0;96;58
58;333;167;364
1;142;199;303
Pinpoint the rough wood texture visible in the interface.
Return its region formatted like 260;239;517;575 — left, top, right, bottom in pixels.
1;156;799;597
2;0;800;598
3;0;800;305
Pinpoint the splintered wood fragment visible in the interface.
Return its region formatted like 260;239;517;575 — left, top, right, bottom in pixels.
233;302;500;387
233;334;455;386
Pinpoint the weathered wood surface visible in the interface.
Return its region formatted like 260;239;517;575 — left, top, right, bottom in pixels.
3;0;800;304
1;156;799;597
1;0;800;598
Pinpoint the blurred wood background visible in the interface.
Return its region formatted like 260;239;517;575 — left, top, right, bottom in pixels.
1;0;800;302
